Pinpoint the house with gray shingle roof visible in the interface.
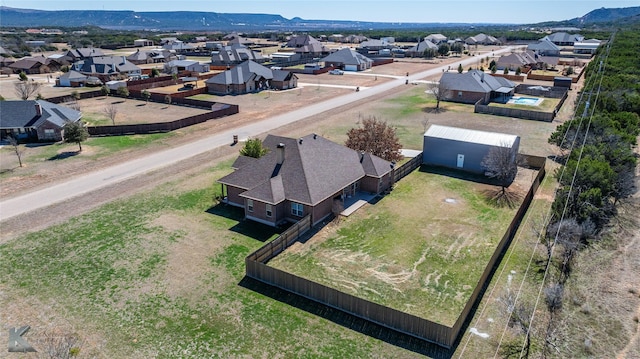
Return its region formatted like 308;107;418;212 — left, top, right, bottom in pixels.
425;34;448;44
406;40;438;58
285;35;327;57
321;48;372;71
465;33;501;46
210;44;265;66
65;47;105;62
496;50;558;71
218;134;393;226
542;32;584;46
71;56;141;79
205;60;297;95
439;70;515;104
0;100;82;142
527;39;561;56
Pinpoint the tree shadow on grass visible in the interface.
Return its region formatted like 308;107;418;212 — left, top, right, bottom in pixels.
206;202;285;242
238;276;456;358
482;187;523;209
422;106;448;114
110;100;125;105
47;151;80;161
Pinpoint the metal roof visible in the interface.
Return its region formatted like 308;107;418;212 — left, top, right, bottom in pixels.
424;125;518;148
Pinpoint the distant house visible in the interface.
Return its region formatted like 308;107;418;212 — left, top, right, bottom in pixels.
527;39;561;56
134;39;154;47
573;39;602;54
542;32;584;46
321;48;372;71
406;40;438;58
71;56;142;79
496;50;558;71
205;60;297;95
218;134;394;226
425;33;448;44
270;52;301;63
358;38;394;52
285;35;327;57
65;48;105;62
127;49;176;65
439;70;515;104
465;33;501;46
164;60;210;74
210;44;265;66
57;70;101;87
9;56;49;74
162;41;195;52
0;100;82;142
423;125;520;175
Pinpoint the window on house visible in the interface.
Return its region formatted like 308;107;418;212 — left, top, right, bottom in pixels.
247;199;253;212
291;202;303;217
43;129;55;140
458;91;463;97
266;204;272;218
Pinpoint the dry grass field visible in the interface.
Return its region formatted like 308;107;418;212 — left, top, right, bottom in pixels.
269;165;536;326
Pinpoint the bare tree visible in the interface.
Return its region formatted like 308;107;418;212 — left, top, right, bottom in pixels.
543;282;564;359
546;218;583;282
14;80;42;100
64;97;81;111
481;142;520;206
427;80;449;112
103;104;118;125
7;135;25;167
345;116;403;162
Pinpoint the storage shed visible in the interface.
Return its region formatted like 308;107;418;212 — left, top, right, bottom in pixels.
423;125;520;174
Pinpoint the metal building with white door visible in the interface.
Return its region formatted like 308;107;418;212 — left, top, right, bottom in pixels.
422;125;520;174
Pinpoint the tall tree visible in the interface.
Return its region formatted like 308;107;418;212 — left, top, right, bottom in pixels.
422;48;437;59
345;116;403;162
437;43;450;57
239;138;268;158
63;121;89;152
14;81;41;100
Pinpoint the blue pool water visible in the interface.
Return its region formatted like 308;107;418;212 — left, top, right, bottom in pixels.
511;97;541;105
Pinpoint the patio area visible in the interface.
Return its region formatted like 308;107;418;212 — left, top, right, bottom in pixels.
340;192;377;217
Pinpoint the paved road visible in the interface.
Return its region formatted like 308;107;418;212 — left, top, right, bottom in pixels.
0;47;514;221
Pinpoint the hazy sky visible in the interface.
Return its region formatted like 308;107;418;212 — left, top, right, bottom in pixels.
1;0;638;24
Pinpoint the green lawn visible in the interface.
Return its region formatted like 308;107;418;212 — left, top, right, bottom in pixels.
489;97;561;112
0;161;426;358
269;167;522;326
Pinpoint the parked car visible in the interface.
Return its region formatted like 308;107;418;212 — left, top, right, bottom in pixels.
329;69;344;75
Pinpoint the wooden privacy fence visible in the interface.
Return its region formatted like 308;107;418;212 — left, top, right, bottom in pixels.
392;153;422;183
474;91;568;122
247;215;312;263
450;154;546;341
87;104;238;136
245;155;547;349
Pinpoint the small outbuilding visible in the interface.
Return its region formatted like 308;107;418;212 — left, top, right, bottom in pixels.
422;125;520;174
553;76;572;89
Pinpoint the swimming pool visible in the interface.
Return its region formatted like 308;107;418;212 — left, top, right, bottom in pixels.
508;96;543;106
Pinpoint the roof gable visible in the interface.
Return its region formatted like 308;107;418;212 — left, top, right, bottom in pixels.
219;134;391;206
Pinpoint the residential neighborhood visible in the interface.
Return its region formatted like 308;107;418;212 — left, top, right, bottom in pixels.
0;4;638;359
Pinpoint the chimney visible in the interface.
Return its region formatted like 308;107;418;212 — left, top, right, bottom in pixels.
313;133;317;139
35;103;42;116
299;138;303;144
276;143;285;165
